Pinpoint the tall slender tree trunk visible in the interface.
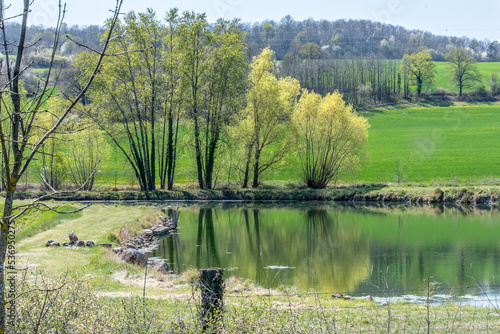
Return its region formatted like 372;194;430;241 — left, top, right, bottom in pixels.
251;164;260;188
150;96;156;191
242;145;253;189
194;114;205;189
131;142;148;191
168;115;180;190
159;111;167;190
204;129;219;189
252;141;261;188
0;1;26;325
166;105;174;190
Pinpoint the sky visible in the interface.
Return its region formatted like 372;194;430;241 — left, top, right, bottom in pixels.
9;0;500;41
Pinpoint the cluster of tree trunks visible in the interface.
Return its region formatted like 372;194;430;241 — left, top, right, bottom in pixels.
282;58;400;106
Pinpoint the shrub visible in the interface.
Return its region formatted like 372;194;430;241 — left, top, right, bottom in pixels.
487;72;500;96
475;85;489;97
431;87;450;96
292;90;369;188
7;272;167;334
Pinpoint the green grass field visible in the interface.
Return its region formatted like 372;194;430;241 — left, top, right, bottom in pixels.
32;104;498;188
22;62;500;189
349;105;500;183
432;62;500;93
271;63;500;185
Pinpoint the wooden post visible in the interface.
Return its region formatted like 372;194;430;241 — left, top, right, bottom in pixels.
171;208;180;229
200;268;223;331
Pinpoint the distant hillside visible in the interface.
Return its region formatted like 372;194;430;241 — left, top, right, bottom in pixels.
3;16;499;102
244;17;499;61
4;17;499;64
3;22;103;53
0;22;104;92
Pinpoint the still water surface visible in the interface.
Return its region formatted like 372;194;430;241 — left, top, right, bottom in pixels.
146;202;500;300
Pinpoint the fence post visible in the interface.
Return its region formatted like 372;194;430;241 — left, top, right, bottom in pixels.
200;268;224;332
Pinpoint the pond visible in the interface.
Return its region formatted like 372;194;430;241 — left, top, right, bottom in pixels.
146;202;500;301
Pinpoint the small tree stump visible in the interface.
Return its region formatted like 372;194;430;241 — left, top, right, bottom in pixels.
199;268;223;332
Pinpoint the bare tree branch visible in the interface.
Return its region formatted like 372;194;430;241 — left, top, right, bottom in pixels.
7;162;99;222
0;2;125;329
0;10;29;24
66;34;153;56
6;283;67;305
19;0;125;177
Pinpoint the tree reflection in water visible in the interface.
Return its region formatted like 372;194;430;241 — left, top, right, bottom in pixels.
150;204;500;296
160;209;180;272
242;209;265;284
154;206;370;291
295;208;370;292
196;208;221;269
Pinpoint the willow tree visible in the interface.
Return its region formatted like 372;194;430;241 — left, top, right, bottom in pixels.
239;47;300;188
65;124;110;191
160;9;182;190
179;13;247;189
292;90;369;188
0;0;123;332
77;10;166;191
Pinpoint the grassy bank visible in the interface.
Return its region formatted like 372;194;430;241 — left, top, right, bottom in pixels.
11;274;500;333
12;184;500;204
15;203;163;290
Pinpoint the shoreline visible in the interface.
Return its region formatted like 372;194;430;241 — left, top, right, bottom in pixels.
10;185;500;204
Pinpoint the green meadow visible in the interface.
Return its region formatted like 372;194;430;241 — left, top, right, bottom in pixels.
350;105;500;184
50;104;499;188
432;61;500;93
25;63;500;189
287;61;500;185
250;104;500;185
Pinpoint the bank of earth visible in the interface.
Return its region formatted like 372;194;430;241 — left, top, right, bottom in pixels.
13;185;500;204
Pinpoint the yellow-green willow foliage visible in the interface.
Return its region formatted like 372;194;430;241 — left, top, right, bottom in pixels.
292;90;369;188
238;47;300;188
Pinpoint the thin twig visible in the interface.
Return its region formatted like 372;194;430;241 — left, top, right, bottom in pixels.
5;282;67;304
66;33;152;56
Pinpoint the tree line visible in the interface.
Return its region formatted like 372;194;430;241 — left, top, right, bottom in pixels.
5;14;500;65
5;9;494;193
281;46;494;105
44;9;367;192
6;13;499;108
245;17;500;61
281;58;401;106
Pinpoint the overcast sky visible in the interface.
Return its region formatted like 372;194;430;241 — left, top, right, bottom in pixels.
10;0;500;41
